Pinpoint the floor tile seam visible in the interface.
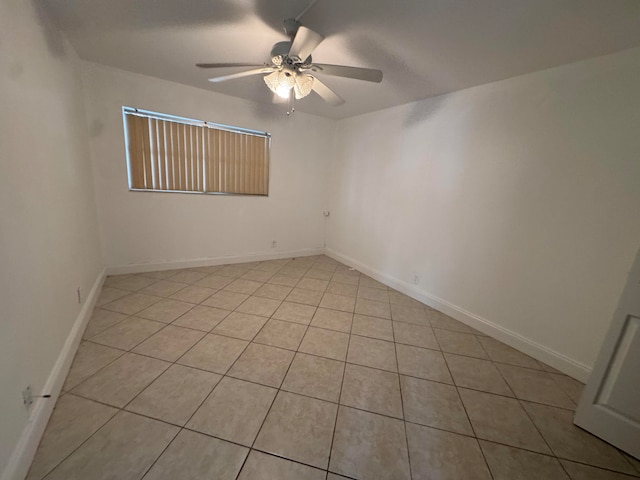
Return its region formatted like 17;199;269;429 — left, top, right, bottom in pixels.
391;317;446;330
495;360;581;384
280;296;323;308
419;340;555;373
94;320;177;359
168;313;232;334
182;327;255;346
239;306;314;474
66;344;169;396
101;282;153;294
325;307;354;474
292;284;329;295
131;423;184;480
170;285;223;301
621;456;640;477
224;318;302;387
243;447;334;478
349;329;394;343
350;331;396;345
251;335;305;352
107;358;175;413
99;294;166;316
36;398;122;480
406;415;624;464
222;286;265;296
490;365;576;409
51;353;220;476
207;370;480;427
313;305;357;317
390;314;415;480
178;366;246;430
83;311;136;339
203;320;257;373
137;282;192;298
251;291;294;302
183;287;223;301
557;457;640;478
61;344;131;395
483;357;559;374
431;328;497;466
226;304;285;323
80;310;569;418
440;347;476;440
81;337;129;354
441;351;496;480
265;282;301;289
493;362;559;459
546;374;581;407
136;300;201;324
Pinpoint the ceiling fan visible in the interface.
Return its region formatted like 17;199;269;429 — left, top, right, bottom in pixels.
196;3;383;114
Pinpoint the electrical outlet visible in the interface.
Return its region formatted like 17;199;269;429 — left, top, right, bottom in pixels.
77;287;83;304
271;240;277;248
22;385;33;408
412;273;421;285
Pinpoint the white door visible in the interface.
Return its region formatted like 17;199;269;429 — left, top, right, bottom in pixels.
574;246;640;458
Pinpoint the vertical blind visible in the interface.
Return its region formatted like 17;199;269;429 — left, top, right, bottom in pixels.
123;107;270;195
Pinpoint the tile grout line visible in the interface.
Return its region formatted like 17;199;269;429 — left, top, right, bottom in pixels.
133;264;306;479
65;388;633;477
40;257;618;479
444;335;496;479
324;273;357;479
139;259;298;480
232;263;322;479
78;331;583;415
45;260;296;479
489;344;568;475
78;317;581;424
390;296;415;480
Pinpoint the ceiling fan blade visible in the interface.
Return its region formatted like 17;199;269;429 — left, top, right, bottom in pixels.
208;67;277;83
197;63;266;69
288;26;324;61
312;77;345;106
306;63;383;83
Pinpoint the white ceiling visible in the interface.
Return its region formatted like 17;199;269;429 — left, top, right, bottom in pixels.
42;0;640;119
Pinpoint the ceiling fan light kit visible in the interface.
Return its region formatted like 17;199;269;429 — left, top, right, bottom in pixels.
196;1;383;115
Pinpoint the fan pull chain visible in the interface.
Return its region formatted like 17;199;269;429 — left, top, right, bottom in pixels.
287;91;296;116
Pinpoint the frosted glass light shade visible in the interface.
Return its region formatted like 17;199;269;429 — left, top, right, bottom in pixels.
264;70;295;99
264;70;314;100
294;74;314;99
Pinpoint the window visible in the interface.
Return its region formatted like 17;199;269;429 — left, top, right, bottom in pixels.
123;107;270;195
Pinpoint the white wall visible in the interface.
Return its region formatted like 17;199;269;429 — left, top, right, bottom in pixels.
327;47;640;379
0;0;103;476
81;63;335;270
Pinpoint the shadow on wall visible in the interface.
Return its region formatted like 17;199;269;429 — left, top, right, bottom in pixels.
31;0;66;58
403;94;449;128
346;33;433;100
248;98;288;123
344;32;452;128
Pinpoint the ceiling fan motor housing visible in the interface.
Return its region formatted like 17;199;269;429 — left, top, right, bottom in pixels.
270;41;312;69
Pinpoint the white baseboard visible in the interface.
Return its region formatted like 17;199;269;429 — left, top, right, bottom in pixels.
325;248;591;383
106;248;325;276
1;268;106;480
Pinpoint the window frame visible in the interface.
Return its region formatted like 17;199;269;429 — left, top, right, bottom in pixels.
122;106;271;196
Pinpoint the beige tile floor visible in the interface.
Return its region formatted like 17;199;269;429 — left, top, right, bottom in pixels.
27;256;640;480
